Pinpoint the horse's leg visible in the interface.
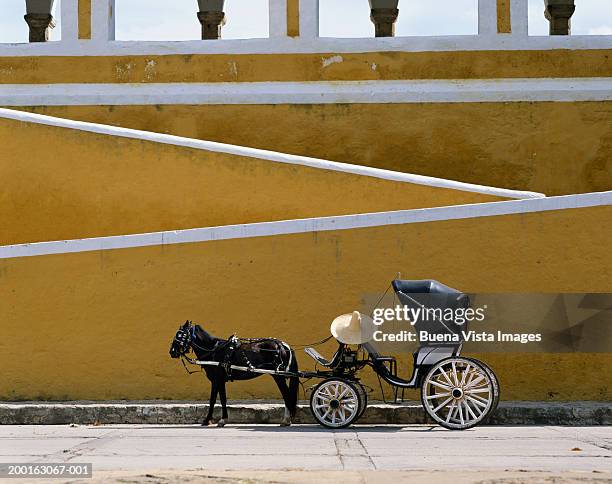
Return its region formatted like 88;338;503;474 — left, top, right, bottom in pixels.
273;376;292;426
217;379;228;427
202;375;218;426
288;376;299;420
286;351;299;420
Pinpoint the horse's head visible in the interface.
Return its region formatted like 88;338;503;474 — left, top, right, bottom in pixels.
169;320;193;358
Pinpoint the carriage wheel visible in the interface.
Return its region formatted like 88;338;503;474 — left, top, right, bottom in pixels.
420;357;495;430
465;357;500;422
355;382;368;419
310;379;362;429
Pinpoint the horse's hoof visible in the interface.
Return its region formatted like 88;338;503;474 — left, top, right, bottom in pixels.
217;419;226;428
201;420;213;427
280;421;291;427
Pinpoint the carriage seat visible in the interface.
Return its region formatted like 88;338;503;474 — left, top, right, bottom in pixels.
392;279;460;296
304;347;343;368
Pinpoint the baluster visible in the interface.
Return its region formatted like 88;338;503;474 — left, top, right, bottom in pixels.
24;0;56;42
197;0;226;40
369;0;399;37
544;0;575;35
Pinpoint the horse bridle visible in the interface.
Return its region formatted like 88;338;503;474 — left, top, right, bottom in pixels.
173;323;228;374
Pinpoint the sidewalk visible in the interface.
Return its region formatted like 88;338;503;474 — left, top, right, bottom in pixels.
1;401;610;425
1;424;610;479
35;469;612;484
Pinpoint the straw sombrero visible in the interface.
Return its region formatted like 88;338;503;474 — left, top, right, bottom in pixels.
330;311;375;345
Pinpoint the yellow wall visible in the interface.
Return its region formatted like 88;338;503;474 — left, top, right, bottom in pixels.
0;116;508;246
287;0;300;37
78;0;91;40
19;101;612;196
0;204;610;401
497;0;511;33
1;50;611;84
3;49;610;196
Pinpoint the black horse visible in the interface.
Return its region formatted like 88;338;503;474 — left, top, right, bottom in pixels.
169;320;299;427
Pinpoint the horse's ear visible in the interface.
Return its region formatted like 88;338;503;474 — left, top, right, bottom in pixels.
183;320;190;329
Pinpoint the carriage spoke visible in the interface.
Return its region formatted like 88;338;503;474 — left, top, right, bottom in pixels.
429;380;453;391
445;402;457;423
460;364;471;386
458;401;465;425
464;374;486;390
322;387;334;398
465;387;491;395
464;368;477;387
465;398;485;419
465;400;479;420
425;392;451;400
438;366;455;386
466;395;488;409
432;396;453;413
468;393;490;405
451;361;459;386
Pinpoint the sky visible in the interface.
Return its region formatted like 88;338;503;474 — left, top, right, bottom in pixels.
0;0;611;43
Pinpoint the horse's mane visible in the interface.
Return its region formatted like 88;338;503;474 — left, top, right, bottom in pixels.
193;324;220;343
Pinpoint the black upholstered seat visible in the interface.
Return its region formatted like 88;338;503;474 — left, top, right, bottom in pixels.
391;279;470;344
392;279;461;297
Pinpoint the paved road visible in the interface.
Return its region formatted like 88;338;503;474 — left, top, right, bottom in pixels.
0;424;610;482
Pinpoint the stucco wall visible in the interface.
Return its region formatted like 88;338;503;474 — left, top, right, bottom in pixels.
19;101;612;196
0;202;609;401
1;50;611;84
0;113;524;246
2;47;611;196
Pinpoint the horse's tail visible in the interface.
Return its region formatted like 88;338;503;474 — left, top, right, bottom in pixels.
288;348;299;417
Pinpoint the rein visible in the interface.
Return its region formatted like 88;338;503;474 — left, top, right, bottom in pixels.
180;354;201;374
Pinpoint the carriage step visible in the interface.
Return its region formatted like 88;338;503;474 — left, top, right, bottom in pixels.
304;347;333;367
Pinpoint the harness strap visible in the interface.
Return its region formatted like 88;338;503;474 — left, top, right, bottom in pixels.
180;355;201;375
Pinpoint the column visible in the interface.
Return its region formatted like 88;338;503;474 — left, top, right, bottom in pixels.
24;0;56;42
369;0;399;38
197;0;226;40
544;0;575;35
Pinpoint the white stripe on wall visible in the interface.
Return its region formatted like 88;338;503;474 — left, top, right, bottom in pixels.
1;191;610;260
0;35;611;57
0;108;543;200
1;79;612;106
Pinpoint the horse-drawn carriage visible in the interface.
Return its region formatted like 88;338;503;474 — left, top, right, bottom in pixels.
170;280;500;430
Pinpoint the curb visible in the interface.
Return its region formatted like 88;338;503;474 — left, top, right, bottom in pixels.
1;401;610;425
